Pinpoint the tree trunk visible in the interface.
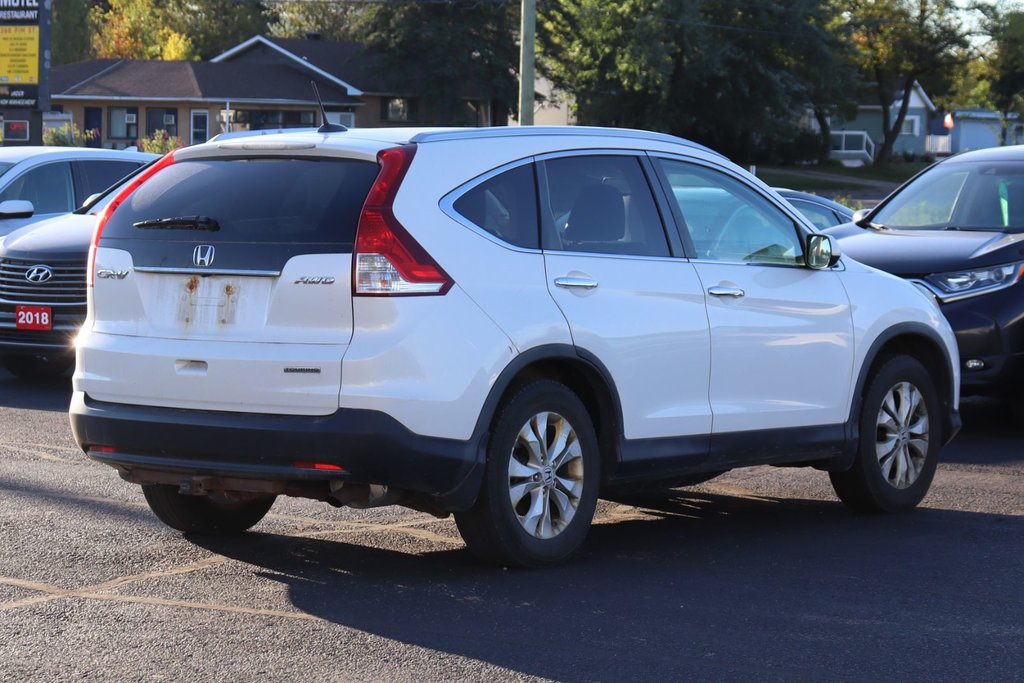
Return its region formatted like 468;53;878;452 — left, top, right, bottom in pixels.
875;78;916;167
813;107;832;164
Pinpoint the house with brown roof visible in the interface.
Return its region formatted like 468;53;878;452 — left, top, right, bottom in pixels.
51;34;505;149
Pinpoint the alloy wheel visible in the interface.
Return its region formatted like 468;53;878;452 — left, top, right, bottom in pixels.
507;411;585;539
875;381;930;489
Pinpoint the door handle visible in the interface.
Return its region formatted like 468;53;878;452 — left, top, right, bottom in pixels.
707;286;745;298
554;276;598;290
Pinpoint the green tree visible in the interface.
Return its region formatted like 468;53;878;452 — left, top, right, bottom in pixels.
90;0;195;60
162;0;273;60
985;10;1024;144
539;0;851;163
53;0;94;65
841;0;971;166
352;1;519;125
268;1;360;41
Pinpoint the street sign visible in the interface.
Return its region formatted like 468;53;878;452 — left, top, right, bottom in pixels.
0;0;49;110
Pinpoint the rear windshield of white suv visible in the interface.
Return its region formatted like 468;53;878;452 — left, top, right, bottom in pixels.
103;157;379;247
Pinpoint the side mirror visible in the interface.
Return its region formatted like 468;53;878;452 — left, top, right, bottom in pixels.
806;234;841;270
0;199;34;218
81;193;103;209
851;208;870;223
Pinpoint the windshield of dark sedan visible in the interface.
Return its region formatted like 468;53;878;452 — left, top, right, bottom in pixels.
872;160;1024;232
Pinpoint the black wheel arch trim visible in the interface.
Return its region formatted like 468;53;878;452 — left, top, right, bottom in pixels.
469;343;625;478
844;322;961;465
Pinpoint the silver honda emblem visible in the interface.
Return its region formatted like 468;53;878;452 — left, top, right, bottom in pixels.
193;245;215;267
25;265;54;283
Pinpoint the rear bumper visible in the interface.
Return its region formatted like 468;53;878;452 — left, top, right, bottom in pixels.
69;391;483;510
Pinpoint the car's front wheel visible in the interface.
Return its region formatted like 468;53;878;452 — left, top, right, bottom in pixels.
142;484;275;534
830;355;941;512
455;381;600;568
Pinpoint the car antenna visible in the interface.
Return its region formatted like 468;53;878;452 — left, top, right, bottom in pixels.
311;81;347;133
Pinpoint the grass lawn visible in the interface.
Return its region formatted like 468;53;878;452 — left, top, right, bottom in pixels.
756;160;930;194
812;161;930;183
756;171;858;192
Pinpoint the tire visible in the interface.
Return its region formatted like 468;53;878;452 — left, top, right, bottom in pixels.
0;353;73;379
455;380;600;568
142;484;275;534
830;355;942;512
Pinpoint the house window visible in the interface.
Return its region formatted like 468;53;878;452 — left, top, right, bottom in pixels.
108;107;138;140
190;110;209;145
325;111;356;128
226;110;316;131
382;98;412;122
899;116;920;136
146;108;178;137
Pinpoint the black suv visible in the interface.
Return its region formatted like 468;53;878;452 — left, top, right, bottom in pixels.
828;146;1024;410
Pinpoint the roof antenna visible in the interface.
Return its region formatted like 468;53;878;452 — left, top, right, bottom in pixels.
311;80;347;133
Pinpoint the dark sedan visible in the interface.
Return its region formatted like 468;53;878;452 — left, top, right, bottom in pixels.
827;146;1024;407
775;188;854;229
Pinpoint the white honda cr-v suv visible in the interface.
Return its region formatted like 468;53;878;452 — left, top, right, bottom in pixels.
69;126;961;567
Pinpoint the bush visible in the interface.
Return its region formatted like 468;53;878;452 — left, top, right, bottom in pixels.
753;130;829;166
140;129;183;154
43;123;98;146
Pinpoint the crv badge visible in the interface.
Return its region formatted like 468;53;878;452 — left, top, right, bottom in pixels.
193;245;215;267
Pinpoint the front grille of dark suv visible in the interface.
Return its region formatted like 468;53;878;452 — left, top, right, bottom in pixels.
0;258;88;305
0;258;87;349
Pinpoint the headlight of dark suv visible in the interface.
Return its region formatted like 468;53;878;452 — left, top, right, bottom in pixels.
924;262;1024;301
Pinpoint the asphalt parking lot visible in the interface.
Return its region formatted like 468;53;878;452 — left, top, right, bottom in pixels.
1;370;1021;682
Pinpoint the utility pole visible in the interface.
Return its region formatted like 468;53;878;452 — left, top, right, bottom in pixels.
518;0;536;126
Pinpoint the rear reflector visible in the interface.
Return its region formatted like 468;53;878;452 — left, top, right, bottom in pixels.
294;461;346;472
353;145;453;296
90;445;117;454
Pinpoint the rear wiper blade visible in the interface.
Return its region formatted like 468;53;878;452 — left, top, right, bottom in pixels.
133;216;220;231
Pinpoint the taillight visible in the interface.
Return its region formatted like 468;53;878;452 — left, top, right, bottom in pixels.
353;145;453;296
88;151;177;287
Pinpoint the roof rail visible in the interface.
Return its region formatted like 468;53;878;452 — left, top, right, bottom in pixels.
409;126;722;157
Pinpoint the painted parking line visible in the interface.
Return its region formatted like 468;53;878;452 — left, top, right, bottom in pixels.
0;442;77;463
0;556;229;612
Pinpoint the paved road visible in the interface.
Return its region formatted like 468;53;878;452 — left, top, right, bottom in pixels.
1;371;1021;682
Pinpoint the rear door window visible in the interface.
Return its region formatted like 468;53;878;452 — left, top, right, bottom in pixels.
540;154;670;257
103;157;379;249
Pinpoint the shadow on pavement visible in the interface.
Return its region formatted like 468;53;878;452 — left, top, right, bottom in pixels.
195;490;1024;682
943;397;1023;465
0;372;72;412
